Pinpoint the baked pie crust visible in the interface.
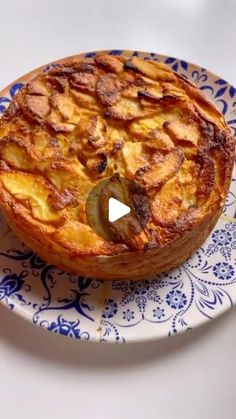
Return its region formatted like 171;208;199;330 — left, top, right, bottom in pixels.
0;54;234;279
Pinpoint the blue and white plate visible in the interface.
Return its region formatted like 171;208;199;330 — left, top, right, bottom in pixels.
0;50;235;343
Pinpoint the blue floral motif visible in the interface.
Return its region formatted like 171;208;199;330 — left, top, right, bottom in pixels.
32;276;95;323
213;262;234;280
102;299;118;319
85;52;97;58
129;280;150;295
215;78;227;85
224;189;236;218
0;82;24;114
100;319;125;343
0;271;27;300
166;290;187;310
122;309;135;322
206;223;236;260
47;315;89;340
164;57;188;72
212;229;232;246
191;73;236;116
214;79;236;98
0;97;10;113
109;50;123;56
43;63;59;72
10;83;24;98
117;279;164;317
191;69;208;85
153;307;165;319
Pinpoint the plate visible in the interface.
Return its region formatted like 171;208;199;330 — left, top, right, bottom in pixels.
0;50;235;343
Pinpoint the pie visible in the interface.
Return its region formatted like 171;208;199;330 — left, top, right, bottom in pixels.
0;53;234;279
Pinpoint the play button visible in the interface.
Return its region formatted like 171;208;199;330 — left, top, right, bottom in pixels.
108;197;131;223
86;174;150;243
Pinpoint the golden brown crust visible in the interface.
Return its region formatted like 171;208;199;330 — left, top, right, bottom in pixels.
0;53;234;279
96;73;121;106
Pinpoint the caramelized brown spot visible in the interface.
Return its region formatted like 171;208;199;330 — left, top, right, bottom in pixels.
152;179;183;226
27;79;49;96
147;128;175;151
48;62;96;77
2;101;21;120
136;148;184;189
70;72;97;92
95;54;124;73
49;122;76;133
111;140;124;154
165;207;200;237
48;188;77;210
76;61;97;73
96;73;121;106
124;57;176;81
86;153;108;175
96;154;108;173
165;119;200;147
0;160;10;171
138;89;163;102
196;153;215;203
25;94;50;120
46;75;67;93
105;97;150;121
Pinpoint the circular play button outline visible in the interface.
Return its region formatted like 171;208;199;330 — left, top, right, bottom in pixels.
86;174;150;243
108;197;131;223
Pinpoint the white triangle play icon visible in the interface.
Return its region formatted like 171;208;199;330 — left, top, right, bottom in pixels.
108;197;131;223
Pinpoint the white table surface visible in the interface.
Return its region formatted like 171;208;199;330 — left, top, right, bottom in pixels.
0;1;236;418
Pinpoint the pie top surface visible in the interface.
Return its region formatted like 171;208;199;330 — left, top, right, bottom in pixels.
0;54;234;256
